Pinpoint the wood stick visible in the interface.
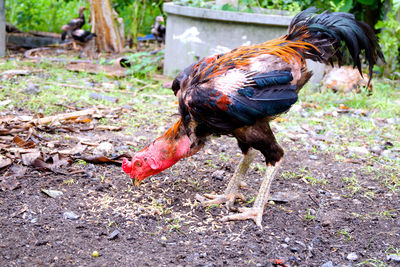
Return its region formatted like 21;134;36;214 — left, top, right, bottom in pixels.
29;108;97;126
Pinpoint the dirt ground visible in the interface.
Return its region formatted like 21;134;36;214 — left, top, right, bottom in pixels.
1;120;399;266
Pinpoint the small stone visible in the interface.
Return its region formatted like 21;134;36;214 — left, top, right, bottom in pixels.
370;145;382;154
63;211;80;220
386;118;395;124
321;261;335;267
281;243;288;248
309;155;318;160
93;142;114;156
382;150;396;159
24;83;40;95
322;220;332;227
160;236;167;242
30;218;38;224
212;170;224;181
352;199;362;205
41;189;63;198
107;230;120;240
199;252;207;258
387;254;400;262
35;240;48;246
284;237;290;243
91;250;99;257
348;146;369;156
347;252;358;261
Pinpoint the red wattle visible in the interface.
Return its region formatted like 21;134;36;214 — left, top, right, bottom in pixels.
122;158;132;174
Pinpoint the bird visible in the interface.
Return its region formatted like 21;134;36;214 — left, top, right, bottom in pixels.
68;29;96;58
61;6;87;48
122;8;384;228
70;29;96;43
151;16;166;47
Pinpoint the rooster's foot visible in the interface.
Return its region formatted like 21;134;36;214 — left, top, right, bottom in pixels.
222;207;264;229
202;192;245;211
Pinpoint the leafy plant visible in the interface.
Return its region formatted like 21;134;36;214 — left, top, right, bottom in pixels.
124;51;164;78
6;0;89;33
375;0;400;77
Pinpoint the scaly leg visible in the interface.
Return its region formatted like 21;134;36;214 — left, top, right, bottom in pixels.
203;149;256;210
222;160;282;228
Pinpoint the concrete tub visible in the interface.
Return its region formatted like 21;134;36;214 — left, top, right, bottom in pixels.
163;3;324;85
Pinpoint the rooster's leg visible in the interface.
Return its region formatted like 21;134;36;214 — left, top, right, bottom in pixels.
203;149;256;210
222;160;282;228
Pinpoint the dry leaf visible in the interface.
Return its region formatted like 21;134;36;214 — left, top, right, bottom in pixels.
58;143;87;155
1;177;20;191
96;125;122;131
13;135;36;149
0;156;12;169
21;151;41;166
339;104;350;110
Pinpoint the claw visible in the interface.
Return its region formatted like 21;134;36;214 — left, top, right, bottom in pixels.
202;193;246;211
222;207;264;229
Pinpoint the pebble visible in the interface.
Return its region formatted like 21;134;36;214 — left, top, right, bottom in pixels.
107;230;120;240
63;211;80;220
212;170;224;181
30;218;38;224
41;189;63;198
321;261;335;267
24;83;40;95
322;220;332;227
284;237;290;243
309;155;318;160
352;199;362;205
387;254;400;262
382;150;396;159
370;145;382;154
347;146;369;156
346;252;358;261
93;142;114;156
281;244;288;248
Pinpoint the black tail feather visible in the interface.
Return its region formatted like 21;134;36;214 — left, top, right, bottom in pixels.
287;7;385;83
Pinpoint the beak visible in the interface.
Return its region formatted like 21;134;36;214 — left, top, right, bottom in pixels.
134;178;142;187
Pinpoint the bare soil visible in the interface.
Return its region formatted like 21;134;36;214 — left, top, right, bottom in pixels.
1;121;399;267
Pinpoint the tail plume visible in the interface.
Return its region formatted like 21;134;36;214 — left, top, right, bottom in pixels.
287;7;385;81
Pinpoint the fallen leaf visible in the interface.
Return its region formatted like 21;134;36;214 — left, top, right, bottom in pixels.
59;143;87;155
74;153;130;165
13;135;36;149
21;151;42;166
1;176;20;191
0;156;12;169
339;104;350;110
274;117;288;123
96;125;122;131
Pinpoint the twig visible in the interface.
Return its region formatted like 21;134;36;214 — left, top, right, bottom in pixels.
28;108;98;126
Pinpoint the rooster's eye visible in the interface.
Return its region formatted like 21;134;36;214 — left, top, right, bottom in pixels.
135;161;141;167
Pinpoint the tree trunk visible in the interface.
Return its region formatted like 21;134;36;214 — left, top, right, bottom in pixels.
0;0;6;57
88;0;122;53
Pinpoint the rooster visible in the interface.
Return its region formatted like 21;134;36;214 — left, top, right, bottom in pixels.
122;8;384;228
151;16;166;47
61;6;87;49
